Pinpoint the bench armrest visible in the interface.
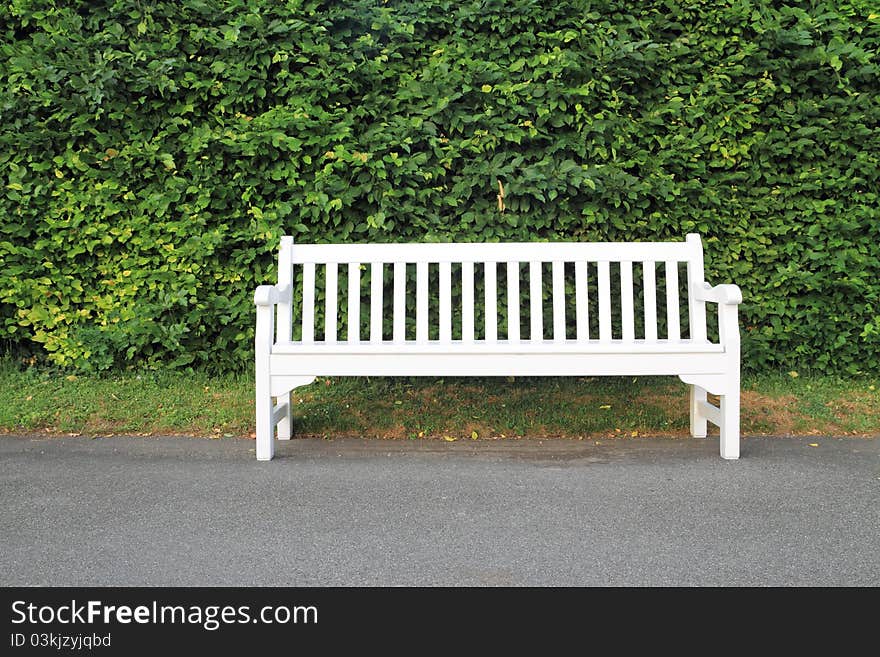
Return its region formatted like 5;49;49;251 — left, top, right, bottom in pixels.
696;282;742;305
254;284;290;307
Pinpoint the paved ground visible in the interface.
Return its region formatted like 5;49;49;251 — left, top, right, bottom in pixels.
1;434;877;586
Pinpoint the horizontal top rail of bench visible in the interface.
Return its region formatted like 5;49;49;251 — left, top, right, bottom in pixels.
289;241;700;264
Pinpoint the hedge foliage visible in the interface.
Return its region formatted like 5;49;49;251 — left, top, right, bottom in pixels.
1;0;879;373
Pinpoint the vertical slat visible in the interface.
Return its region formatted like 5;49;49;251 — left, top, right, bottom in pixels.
393;262;405;343
665;260;680;341
507;261;520;341
462;262;474;342
575;261;588;340
687;275;707;341
621;260;634;342
439;261;451;342
276;236;293;342
485;263;497;342
370;262;383;344
529;261;542;341
688;274;707;341
348;262;360;343
598;260;611;341
416;261;428;343
686;233;708;343
301;262;315;343
552;261;565;342
325;263;337;343
643;260;657;341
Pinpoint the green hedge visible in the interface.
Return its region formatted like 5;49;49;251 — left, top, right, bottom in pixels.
2;1;879;373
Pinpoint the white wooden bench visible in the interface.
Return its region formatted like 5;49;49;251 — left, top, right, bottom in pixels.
254;234;742;461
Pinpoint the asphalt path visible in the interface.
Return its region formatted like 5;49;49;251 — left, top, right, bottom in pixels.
1;434;877;586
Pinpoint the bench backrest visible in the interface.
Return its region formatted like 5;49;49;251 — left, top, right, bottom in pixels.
276;234;710;345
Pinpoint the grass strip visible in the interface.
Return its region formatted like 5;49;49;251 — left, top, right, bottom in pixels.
1;360;877;440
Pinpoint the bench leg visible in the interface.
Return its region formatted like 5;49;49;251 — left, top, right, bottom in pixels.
255;374;274;462
719;389;740;460
689;385;708;438
276;392;293;440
